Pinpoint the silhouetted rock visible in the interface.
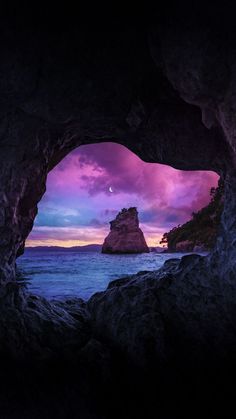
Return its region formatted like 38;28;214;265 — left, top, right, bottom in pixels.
176;240;194;252
102;208;149;254
88;254;236;369
0;283;91;359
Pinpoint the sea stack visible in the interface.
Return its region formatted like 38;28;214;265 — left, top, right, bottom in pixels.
102;207;149;254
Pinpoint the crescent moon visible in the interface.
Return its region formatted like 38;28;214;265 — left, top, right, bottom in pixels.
109;186;113;193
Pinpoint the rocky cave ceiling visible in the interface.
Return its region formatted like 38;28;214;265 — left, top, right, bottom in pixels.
0;7;236;283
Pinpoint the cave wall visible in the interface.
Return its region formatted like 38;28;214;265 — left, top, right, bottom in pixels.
0;13;236;282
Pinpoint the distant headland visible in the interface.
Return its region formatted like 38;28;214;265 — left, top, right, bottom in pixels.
25;244;102;252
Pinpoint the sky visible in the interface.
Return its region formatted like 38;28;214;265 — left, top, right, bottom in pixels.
26;142;219;247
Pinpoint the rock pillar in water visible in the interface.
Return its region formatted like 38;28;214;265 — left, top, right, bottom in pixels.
102;207;150;254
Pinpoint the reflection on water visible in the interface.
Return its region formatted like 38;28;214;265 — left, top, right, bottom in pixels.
17;250;195;300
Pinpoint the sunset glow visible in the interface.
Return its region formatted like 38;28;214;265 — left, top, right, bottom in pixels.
26;143;219;247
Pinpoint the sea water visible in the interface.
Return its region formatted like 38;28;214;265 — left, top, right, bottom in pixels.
17;250;195;301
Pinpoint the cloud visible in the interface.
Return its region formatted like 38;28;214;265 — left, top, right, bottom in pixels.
27;142;219;246
87;218;104;227
28;226;108;243
49;142;218;208
139;204;193;230
35;212;80;227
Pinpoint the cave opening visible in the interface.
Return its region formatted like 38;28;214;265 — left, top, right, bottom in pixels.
17;142;219;300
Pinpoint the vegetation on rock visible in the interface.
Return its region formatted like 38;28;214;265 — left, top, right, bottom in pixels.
160;179;224;252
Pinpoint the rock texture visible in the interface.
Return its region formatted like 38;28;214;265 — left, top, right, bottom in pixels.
0;14;232;283
175;240;194;252
0;282;91;360
102;208;149;254
88;254;236;367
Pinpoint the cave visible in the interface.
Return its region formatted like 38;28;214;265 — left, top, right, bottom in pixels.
1;6;236;419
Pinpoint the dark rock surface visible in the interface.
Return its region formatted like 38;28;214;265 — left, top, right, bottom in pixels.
0;12;233;283
102;207;149;254
0;283;91;360
0;258;234;418
175;240;194;252
88;254;236;368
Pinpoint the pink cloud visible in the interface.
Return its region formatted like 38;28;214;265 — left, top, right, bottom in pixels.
27;142;219;246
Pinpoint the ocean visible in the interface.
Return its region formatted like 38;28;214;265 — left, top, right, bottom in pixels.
17;250;195;301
